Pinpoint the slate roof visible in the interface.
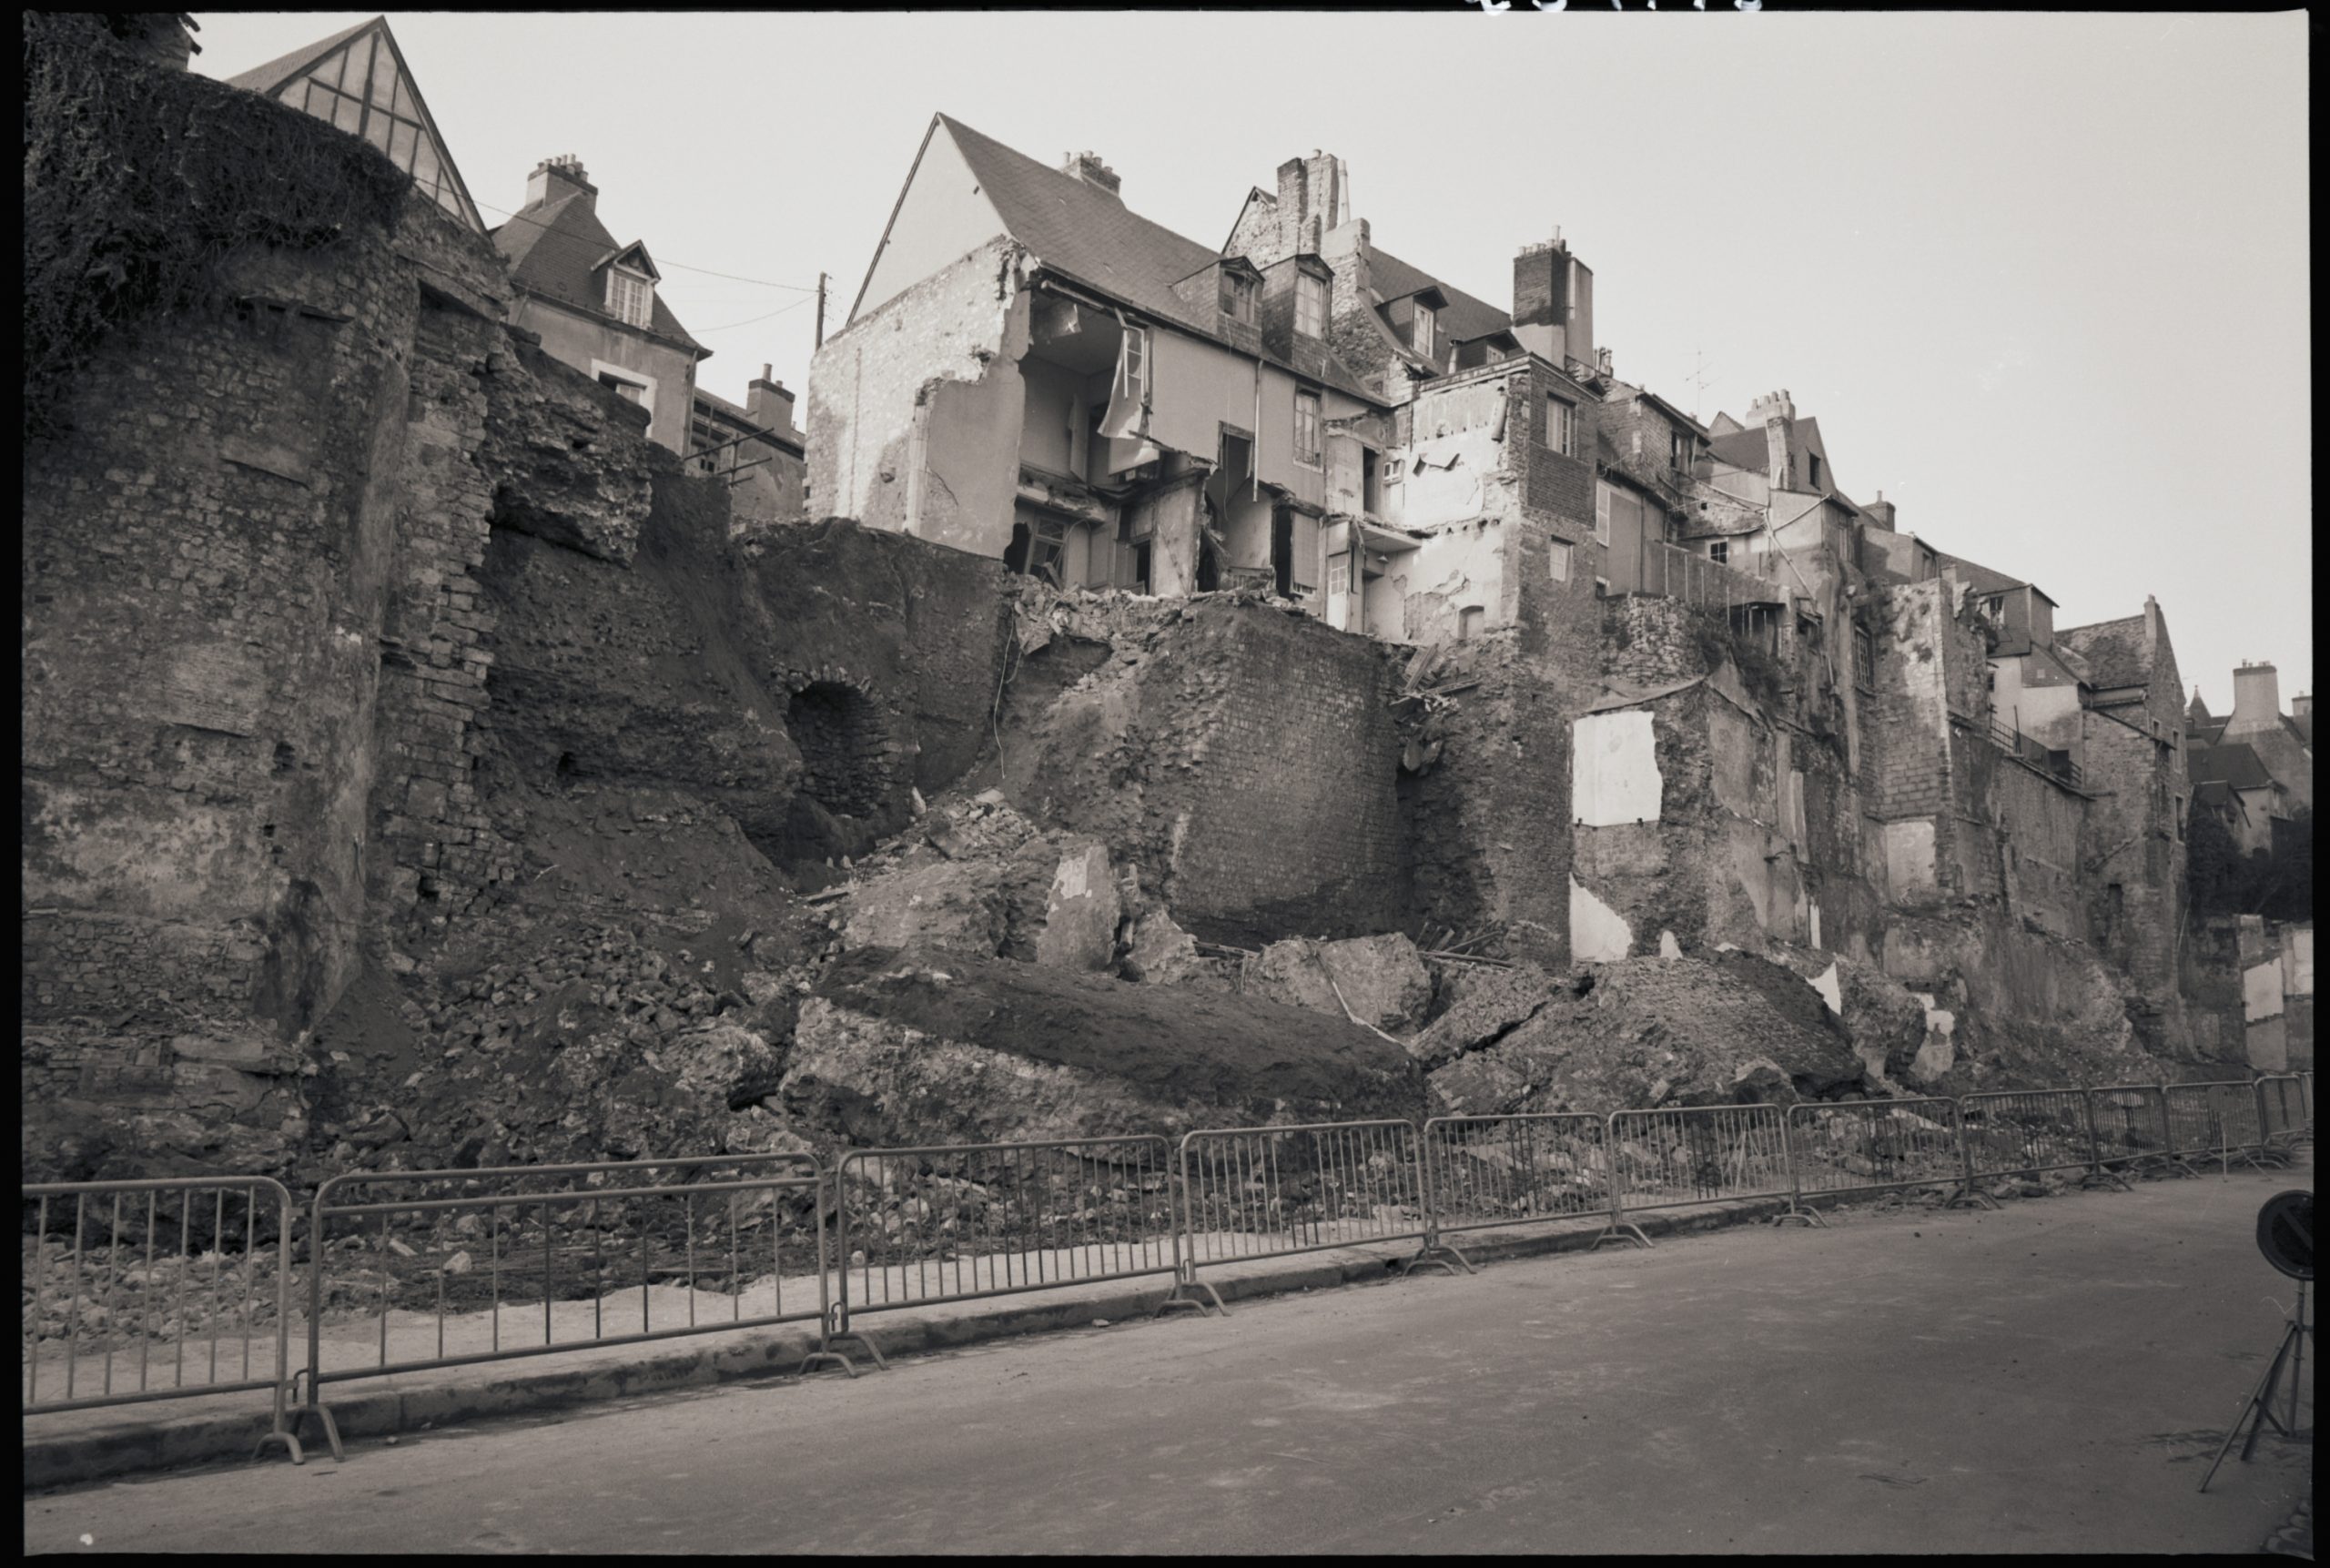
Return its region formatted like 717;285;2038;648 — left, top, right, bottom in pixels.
937;116;1375;401
2056;615;2151;691
1364;247;1510;345
223;15;377;93
492;194;704;355
2189;743;2275;792
2188;716;2231;746
1933;551;2034;599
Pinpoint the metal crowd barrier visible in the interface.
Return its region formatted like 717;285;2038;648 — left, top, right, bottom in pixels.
1781;1098;1970;1220
1175;1119;1457;1302
295;1153;834;1458
2254;1075;2309;1149
1957;1087;2122;1195
22;1177;306;1462
1604;1104;1802;1247
2163;1081;2287;1173
829;1136;1194;1365
2085;1086;2179;1179
1420;1113;1611;1267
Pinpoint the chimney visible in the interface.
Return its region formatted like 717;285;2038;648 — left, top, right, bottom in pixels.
1511;235;1569;365
525;155;596;212
1862;490;1899;531
1275;151;1346;258
2225;661;2283;736
1060;151;1120;197
2293;693;2313;725
1748;389;1796;489
746;364;795;440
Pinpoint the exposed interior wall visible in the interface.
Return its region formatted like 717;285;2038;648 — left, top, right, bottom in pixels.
805;238;1029;552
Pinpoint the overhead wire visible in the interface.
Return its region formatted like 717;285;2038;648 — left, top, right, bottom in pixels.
469;194;820;293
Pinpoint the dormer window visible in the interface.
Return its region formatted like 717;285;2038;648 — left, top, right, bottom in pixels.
1220;268;1258;324
1295;270;1329;339
607;267;653;329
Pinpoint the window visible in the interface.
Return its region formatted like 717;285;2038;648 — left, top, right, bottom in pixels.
1595;482;1613;545
1545;395;1575;457
1807;451;1823;490
1121;326;1150;401
1220;270;1257;324
1854;624;1878;689
592;359;654;420
607;268;653;329
1294;390;1323;467
1295;271;1329;339
1548;541;1572;582
1670;427;1694;471
1411;299;1436;355
1708;541;1729;565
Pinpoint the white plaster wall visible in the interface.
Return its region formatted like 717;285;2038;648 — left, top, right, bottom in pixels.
1570;876;1632;963
856;126;1007;320
2287;926;2314;996
2244;957;2285;1023
1572;710;1663;827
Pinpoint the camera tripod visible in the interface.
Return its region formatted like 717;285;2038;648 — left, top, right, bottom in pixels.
2199;1280;2310;1493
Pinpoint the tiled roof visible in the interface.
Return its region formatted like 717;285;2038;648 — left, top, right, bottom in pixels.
2057;615;2151;691
2190;743;2274;792
937;116;1373;401
1935;551;2028;597
1364;247;1510;345
223;15;377;93
492;194;704;355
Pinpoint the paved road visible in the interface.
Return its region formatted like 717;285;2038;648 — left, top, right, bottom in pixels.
27;1163;2313;1554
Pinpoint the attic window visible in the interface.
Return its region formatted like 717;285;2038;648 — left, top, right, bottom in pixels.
1220;269;1257;324
607;267;653;329
1807;451;1823;489
1295;271;1329;339
1411;298;1436;355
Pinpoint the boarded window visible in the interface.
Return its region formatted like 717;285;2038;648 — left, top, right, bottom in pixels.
1411;299;1436;355
1595;481;1613;544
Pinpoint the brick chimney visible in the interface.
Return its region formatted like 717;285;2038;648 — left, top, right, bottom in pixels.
525;155;596;212
1061;151;1120;197
1748;389;1796;489
2225;661;2283;736
1512;233;1592;371
1275;151;1346;258
2292;693;2313;725
1863;490;1899;531
746;363;795;440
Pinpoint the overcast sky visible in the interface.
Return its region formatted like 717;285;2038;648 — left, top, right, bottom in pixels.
194;10;2309;712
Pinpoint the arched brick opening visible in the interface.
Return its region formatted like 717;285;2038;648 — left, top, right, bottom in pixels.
777;679;898;868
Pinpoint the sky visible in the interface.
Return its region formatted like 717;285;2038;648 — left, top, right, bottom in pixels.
193;10;2309;713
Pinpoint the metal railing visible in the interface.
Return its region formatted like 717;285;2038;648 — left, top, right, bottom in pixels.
1781;1099;1969;1219
26;1068;2314;1461
2163;1081;2287;1173
2254;1076;2309;1149
294;1153;835;1458
1958;1088;2120;1192
1175;1120;1456;1295
2086;1086;2177;1178
22;1176;306;1462
1420;1113;1610;1266
1605;1105;1802;1247
830;1136;1194;1360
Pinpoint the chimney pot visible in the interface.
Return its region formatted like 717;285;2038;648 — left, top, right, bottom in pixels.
1061;151;1121;197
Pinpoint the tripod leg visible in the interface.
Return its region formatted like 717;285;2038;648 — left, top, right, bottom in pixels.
2200;1320;2300;1492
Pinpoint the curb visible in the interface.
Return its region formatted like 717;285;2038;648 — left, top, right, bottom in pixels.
9;1185;2028;1491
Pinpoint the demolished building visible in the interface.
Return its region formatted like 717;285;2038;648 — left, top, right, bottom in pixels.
19;30;2295;1189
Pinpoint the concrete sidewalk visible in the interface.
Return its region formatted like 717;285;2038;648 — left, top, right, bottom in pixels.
25;1190;1817;1490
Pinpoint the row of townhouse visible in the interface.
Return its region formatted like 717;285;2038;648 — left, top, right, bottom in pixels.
806;116;2228;1013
